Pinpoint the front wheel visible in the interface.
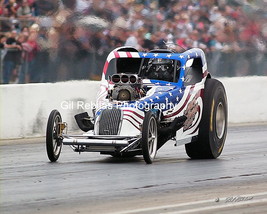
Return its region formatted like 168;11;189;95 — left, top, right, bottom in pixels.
46;110;63;162
185;78;228;159
142;111;158;164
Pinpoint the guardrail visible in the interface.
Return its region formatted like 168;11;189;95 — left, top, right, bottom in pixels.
1;76;267;139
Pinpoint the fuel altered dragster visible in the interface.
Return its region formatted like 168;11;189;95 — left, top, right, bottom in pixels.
46;46;228;164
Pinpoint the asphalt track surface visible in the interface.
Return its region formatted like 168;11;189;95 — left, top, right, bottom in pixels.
1;124;267;214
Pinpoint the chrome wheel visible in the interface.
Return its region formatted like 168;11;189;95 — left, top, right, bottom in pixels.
52;115;62;156
148;117;158;158
215;102;226;139
142;111;158;164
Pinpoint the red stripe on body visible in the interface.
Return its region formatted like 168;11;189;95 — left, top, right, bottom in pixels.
123;114;141;125
114;51;120;58
103;61;109;75
123;110;144;119
123;118;141;130
126;52;132;58
185;90;203;133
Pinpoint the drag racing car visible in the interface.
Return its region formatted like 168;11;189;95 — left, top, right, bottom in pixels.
46;46;228;164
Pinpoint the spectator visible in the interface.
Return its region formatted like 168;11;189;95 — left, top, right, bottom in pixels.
17;0;32;18
141;33;155;51
124;29;140;49
21;26;29;36
33;26;50;82
2;30;22;84
13;33;25;82
5;0;19;17
0;34;7;49
20;31;38;83
29;0;39;16
0;8;13;32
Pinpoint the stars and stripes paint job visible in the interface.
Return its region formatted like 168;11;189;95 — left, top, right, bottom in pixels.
102;48;207;79
120;108;144;135
95;47;209;139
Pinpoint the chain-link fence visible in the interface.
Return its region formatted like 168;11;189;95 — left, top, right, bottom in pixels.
206;51;267;77
1;0;267;84
0;17;35;33
1;49;267;84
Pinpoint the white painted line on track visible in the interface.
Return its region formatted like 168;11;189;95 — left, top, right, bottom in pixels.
164;198;267;214
110;191;267;214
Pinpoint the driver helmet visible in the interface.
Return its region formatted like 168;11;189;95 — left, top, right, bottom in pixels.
147;58;174;81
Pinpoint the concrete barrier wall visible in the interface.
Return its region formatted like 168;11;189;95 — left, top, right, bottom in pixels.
0;81;100;139
1;76;266;139
219;76;267;123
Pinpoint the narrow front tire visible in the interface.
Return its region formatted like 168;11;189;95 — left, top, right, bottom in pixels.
46;110;63;162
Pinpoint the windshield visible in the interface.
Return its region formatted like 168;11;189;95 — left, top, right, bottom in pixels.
139;58;181;82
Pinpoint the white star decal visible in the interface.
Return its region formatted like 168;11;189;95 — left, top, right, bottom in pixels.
179;55;184;59
165;97;169;102
181;77;185;81
179;88;183;93
154;53;159;57
150;99;153;102
188;55;190;59
156;96;160;99
155;82;160;85
144;101;148;105
176;96;179;101
167;54;172;58
143;53;148;57
159;92;163;94
182;65;186;70
166;83;171;86
169;92;173;96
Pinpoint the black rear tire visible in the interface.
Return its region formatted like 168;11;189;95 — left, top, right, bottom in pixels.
185;78;228;159
142;111;158;164
46;110;63;162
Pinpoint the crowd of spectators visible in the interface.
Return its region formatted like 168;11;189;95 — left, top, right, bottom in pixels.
0;0;39;83
0;0;267;84
0;0;37;18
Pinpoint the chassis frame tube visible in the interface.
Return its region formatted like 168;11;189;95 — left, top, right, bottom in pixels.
62;138;129;146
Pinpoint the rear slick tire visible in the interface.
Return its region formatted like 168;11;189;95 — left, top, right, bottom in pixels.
185;78;228;159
